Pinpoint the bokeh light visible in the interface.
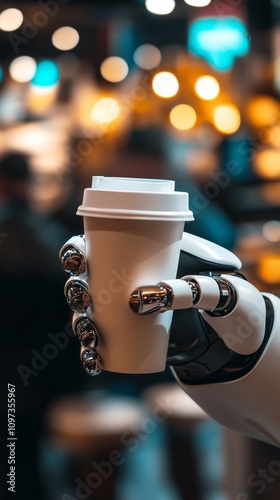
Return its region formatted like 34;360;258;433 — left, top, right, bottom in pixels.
0;8;23;31
9;56;37;83
247;95;279;128
4;122;68;158
90;97;120;125
258;255;280;284
213;104;241;134
254;149;280;179
52;26;80;51
152;71;179;98
184;0;212;6
145;0;176;15
100;57;129;83
133;44;161;70
169;104;197;130
195;75;220;100
188;17;250;71
32;60;60;87
263;221;280;242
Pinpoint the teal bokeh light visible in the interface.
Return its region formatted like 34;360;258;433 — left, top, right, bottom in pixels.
0;64;3;83
188;17;250;71
31;60;59;87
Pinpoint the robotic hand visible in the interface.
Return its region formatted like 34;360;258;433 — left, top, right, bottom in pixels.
59;232;280;448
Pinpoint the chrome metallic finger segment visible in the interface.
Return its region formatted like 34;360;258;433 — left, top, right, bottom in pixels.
80;348;102;376
60;247;86;275
59;235;86;275
73;315;99;348
64;276;92;313
129;284;172;314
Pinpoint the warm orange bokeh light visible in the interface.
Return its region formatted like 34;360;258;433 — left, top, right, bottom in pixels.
152;72;179;98
169;104;197;130
195;75;220;100
254;149;280;179
9;56;37;82
213;104;241;134
0;8;23;31
90;97;120;125
52;26;80;51
258;255;280;284
100;57;129;83
247;95;280;128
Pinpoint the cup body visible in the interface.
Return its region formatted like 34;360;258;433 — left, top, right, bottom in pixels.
77;177;193;373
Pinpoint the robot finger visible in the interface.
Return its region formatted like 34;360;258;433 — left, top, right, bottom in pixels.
64;273;92;313
80;345;102;376
59;235;87;276
72;313;99;349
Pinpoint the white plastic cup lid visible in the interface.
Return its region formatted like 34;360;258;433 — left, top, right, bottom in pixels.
77;176;194;221
91;176;175;192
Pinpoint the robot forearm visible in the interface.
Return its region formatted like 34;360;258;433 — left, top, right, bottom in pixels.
173;291;280;448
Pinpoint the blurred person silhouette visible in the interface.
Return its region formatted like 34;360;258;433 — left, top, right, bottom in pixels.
0;152;84;500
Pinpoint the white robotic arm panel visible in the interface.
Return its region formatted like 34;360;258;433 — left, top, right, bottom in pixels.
180;232;242;270
171;234;280;448
173;292;280;448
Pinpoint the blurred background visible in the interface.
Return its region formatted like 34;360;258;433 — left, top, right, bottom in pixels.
0;0;280;499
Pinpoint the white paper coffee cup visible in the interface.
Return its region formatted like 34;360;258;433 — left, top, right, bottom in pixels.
77;176;193;373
